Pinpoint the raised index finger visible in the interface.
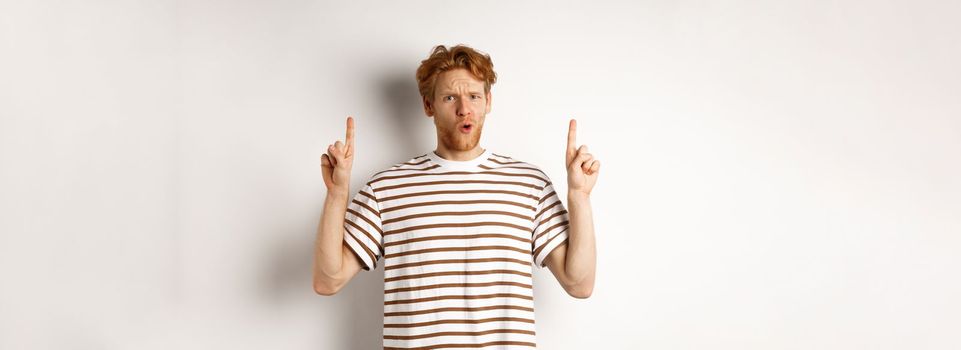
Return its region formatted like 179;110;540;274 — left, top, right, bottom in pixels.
567;119;577;157
345;115;355;150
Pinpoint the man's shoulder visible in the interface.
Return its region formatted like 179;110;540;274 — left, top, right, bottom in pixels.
361;153;432;184
486;152;539;169
484;152;555;185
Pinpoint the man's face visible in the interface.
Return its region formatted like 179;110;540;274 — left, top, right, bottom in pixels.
423;68;492;152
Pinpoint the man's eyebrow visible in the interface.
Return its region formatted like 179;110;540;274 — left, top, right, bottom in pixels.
438;90;484;95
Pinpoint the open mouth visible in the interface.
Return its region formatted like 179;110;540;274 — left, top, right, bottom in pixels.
459;122;473;133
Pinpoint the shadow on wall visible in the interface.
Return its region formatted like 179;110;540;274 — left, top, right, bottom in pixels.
378;66;434;156
337;69;428;348
261;231;384;349
278;68;426;348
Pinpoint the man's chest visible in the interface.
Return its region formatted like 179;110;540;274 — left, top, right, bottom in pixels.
374;173;544;260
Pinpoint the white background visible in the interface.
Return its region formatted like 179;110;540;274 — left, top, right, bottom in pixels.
2;0;960;349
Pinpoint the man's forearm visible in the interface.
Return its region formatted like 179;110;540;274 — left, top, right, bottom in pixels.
565;191;596;286
315;192;349;279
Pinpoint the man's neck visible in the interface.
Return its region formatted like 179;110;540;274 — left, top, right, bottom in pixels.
433;145;486;161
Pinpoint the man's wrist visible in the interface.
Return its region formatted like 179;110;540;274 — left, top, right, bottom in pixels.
567;190;591;202
326;189;349;203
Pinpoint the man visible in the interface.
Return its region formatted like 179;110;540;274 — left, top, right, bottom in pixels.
313;44;599;349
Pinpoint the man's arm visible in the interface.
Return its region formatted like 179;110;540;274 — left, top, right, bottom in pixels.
545;118;600;299
313;116;363;296
545;192;596;299
313;192;364;296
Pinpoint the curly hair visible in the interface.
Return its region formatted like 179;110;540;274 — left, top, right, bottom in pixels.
415;44;497;101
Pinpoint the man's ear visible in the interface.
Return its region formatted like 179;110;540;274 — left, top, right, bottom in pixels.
485;91;492;115
422;95;434;117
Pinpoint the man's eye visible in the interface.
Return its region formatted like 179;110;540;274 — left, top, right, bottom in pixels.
471;95;481;99
444;96;454;101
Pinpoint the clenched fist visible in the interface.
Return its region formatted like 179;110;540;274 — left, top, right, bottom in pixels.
321;116;355;198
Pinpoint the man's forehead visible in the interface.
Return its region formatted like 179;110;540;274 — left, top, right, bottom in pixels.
438;70;484;90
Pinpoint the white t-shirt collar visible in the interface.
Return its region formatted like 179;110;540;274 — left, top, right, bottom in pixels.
427;147;491;171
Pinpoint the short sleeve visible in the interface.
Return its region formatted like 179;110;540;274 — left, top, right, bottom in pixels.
531;178;570;268
343;181;385;271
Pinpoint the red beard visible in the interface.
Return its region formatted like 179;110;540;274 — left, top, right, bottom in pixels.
438;121;482;151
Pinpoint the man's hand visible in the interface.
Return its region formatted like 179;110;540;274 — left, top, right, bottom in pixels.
566;119;600;197
321;116;355;198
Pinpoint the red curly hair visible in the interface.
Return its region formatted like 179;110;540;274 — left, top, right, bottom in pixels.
415;44;497;101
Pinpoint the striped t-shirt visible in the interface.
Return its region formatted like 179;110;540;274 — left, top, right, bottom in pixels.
342;147;571;349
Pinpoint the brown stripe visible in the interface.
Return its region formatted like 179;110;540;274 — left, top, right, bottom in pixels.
385;233;531;248
382;199;535;214
384;327;535;340
345;219;383;253
370;170;547;185
476;162;547;182
534;220;569;242
384;317;534;328
359;190;379;204
402;158;431;166
344;228;377;268
385;305;535;317
342;240;371;270
377;154;428;170
385;269;532;283
535;200;561;219
538;190;557;205
490;152;512;159
489;158;524;165
351;198;380;218
385;257;531;271
383;210;533;225
386;245;529;259
479;163;541;172
380;189;538;203
384;221;530;237
385;281;532;294
346;208;385;235
375;179;543;193
373;163;440;177
384;292;533;305
533;226;568;258
537;209;568;226
384;340;536;349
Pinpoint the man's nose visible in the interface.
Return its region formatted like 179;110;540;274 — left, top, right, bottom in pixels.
456;98;471;116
